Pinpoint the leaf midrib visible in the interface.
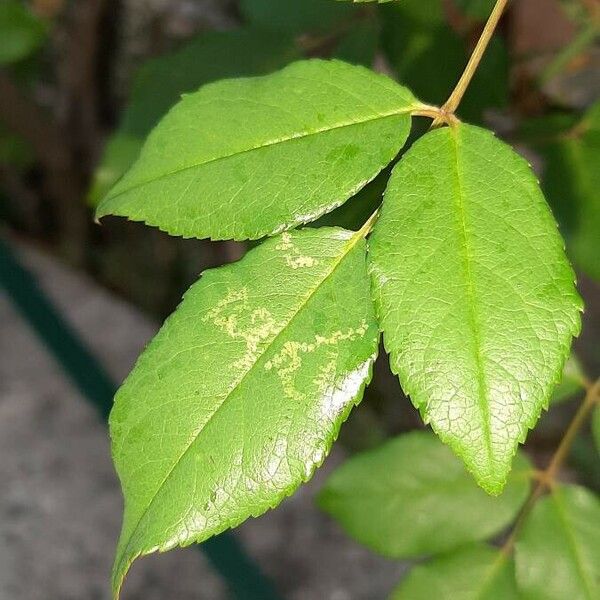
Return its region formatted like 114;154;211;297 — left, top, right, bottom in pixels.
102;106;415;206
115;229;368;581
448;127;494;465
474;551;510;599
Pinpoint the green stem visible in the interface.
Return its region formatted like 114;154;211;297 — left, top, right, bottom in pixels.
545;379;600;482
501;378;600;555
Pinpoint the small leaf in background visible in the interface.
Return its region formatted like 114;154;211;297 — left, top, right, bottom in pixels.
0;1;47;65
550;354;586;405
318;431;531;558
390;545;519;599
120;29;299;139
335;0;395;3
333;16;381;67
89;29;297;206
97;60;417;241
88;134;142;207
593;407;600;455
109;227;379;596
519;113;582;235
526;101;600;282
516;485;600;599
454;0;497;20
369;123;582;494
240;0;354;35
380;0;508;123
0;124;34;169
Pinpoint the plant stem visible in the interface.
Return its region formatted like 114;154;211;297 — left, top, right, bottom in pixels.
412;103;461;126
441;0;509;116
501;377;600;554
545;378;600;481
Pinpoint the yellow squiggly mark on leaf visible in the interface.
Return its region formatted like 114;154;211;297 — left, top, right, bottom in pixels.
203;287;279;371
276;232;319;269
265;321;369;401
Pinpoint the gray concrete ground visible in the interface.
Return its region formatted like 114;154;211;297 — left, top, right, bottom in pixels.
0;238;405;600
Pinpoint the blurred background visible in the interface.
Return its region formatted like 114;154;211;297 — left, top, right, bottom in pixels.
0;0;599;598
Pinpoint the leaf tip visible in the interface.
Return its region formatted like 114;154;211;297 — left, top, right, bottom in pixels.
457;450;510;496
94;197;111;222
475;475;506;497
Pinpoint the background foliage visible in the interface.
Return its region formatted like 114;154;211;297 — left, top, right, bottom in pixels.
0;0;599;598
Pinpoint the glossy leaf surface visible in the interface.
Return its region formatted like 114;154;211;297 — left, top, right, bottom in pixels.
96;60;417;240
369;123;582;494
516;485;600;599
319;431;531;558
110;227;379;596
391;545;519;599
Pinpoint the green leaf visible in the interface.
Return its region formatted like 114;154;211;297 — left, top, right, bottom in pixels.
381;0;508;123
319;431;531;558
391;545;519;599
454;0;496;20
0;123;34;169
110;227;379;597
369;123;582;494
550;354;586;405
593;407;600;455
89;29;296;206
96;59;417;241
312;169;388;231
529;102;600;281
333;17;381;67
0;1;46;65
516;484;600;599
240;0;354;34
120;29;299;139
381;0;446;25
88;134;143;207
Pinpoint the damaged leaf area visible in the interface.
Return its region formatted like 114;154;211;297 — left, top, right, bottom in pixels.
109;227;379;595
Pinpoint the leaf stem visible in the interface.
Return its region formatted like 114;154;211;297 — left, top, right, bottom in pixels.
412;103;461;126
439;0;510;117
358;208;380;237
545;378;600;481
500;377;600;555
